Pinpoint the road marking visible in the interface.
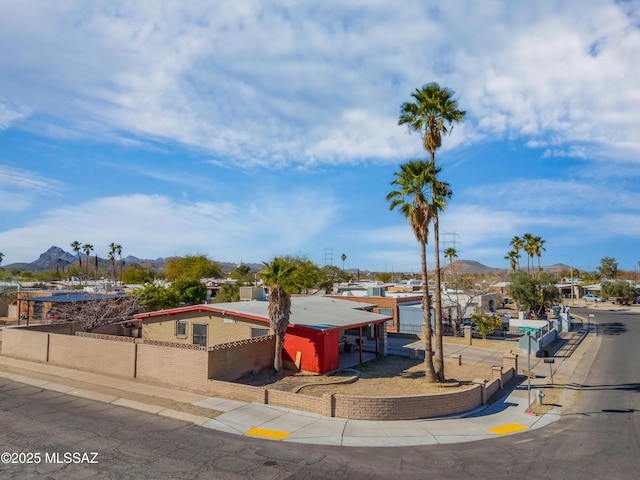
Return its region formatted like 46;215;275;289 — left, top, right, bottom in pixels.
489;423;528;435
245;427;290;440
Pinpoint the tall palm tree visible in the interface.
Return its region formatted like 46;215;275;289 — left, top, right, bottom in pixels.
444;247;460;328
444;248;457;274
399;82;466;156
261;257;297;374
340;253;347;272
509;236;523;271
534;236;546;276
387;159;438;383
70;241;82;269
399;83;465;381
82;244;93;276
505;250;520;272
108;243;117;282
522;233;535;276
115;244;123;283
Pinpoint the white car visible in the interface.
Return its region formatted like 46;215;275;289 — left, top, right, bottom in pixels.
583;293;604;302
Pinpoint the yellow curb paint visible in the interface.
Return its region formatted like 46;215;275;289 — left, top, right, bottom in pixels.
245;428;290;440
489;423;529;435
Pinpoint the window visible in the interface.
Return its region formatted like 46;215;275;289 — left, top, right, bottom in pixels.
251;327;270;338
378;308;394;328
175;321;188;338
192;323;208;347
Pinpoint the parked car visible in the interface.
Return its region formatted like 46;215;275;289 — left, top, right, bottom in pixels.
583;293;604;302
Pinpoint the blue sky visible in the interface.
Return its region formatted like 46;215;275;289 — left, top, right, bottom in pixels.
1;1;639;274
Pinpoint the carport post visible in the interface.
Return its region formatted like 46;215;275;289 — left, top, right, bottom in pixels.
359;326;363;364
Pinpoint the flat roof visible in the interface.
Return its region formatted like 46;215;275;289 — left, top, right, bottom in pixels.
135;296;392;333
17;293;124;303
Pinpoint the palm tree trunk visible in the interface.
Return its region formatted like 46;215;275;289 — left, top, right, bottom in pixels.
274;329;285;373
433;209;444;381
421;240;437;383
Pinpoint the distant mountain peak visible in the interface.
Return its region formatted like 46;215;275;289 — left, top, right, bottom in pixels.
31;246;77;267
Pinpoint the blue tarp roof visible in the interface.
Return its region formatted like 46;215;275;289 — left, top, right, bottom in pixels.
18;293;124;303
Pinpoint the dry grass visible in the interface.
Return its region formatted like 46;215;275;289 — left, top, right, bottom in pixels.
234;355;493;397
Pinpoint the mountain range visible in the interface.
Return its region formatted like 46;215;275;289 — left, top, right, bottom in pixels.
2;246;571;276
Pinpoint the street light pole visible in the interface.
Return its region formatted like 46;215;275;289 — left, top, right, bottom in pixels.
562;255;574;305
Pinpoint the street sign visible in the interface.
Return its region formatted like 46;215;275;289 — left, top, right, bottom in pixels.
518;327;539;333
519;334;539;355
522;370;536;378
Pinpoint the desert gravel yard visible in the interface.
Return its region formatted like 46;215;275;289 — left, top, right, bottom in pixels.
235;355;493;396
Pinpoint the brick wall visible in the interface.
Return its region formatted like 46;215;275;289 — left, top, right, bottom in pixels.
48;334;136;378
332;386;483;420
0;327;49;362
207;336;274;381
137;343;210;389
207;379;267;402
266;389;331;416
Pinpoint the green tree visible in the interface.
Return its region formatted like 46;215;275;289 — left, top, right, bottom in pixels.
387;159;437;383
164;255;222;281
169;277;207;305
213;282;244;303
601;281;637;302
121;267;156;284
505;250;520;272
597;257;618;280
471;308;503;339
261;257;296;374
82;244;94;276
509;236;523;271
282;255;323;293
0;252;4;269
135;284;180;311
506;271;540;310
444;247;461;323
115;244;123;282
108;242;117;282
522;233;535;275
534;236;546;275
319;265;350;291
399;82;465;382
70;241;82;269
230;264;252;281
376;272;393;283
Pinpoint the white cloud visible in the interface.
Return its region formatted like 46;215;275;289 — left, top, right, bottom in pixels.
0;191;339;265
0;165;63;212
0;100;28;129
0;1;637;167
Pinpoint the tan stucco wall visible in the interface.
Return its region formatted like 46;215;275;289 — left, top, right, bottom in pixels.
142;311;268;347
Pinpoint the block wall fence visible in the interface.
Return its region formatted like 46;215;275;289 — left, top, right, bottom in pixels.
0;326;517;421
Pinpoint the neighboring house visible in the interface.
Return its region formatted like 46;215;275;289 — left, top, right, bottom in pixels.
135;296;392;374
15;291;125;323
327;292;423;334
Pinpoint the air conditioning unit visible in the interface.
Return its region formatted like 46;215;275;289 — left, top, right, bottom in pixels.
367;286;386;297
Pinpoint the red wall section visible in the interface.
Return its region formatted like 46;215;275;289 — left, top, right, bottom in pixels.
283;327;338;374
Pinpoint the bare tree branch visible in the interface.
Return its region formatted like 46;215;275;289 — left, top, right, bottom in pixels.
48;295;140;332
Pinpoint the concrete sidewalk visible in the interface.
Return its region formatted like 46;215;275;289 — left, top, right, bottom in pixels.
0;328;598;447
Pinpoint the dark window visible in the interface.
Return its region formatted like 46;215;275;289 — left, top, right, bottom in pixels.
192;323;208;346
176;321;187;338
250;327;270;338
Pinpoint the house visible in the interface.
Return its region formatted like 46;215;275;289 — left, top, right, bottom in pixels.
134;296;392;374
15;290;125;323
